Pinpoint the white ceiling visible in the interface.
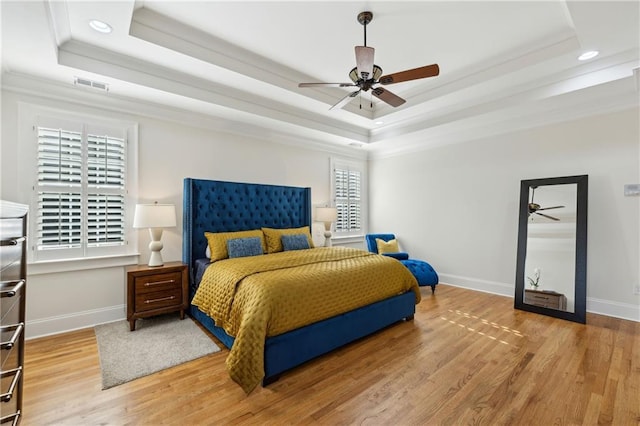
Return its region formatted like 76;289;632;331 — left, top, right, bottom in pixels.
2;1;639;156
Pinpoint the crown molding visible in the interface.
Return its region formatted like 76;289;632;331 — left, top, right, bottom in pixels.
1;72;368;160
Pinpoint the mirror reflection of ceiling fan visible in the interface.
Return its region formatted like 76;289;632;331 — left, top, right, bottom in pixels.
528;186;565;221
298;11;440;110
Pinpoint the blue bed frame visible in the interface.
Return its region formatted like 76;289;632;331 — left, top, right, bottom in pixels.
183;178;416;385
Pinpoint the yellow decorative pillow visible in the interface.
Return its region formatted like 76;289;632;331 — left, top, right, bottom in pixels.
376;238;399;254
205;230;266;261
262;226;314;253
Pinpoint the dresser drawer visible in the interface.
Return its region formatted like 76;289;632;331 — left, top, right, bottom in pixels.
0;281;24;324
0;325;22;372
0;367;22;414
135;288;183;313
134;271;182;295
0;240;23;274
0;219;24;240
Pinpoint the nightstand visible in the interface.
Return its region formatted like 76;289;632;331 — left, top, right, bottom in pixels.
126;262;188;331
524;289;567;310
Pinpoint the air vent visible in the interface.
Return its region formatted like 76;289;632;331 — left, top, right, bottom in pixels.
74;76;109;92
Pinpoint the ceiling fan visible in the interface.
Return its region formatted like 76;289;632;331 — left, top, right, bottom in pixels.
298;11;440;110
528;186;565;221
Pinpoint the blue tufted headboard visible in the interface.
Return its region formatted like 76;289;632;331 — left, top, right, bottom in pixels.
183;178;311;295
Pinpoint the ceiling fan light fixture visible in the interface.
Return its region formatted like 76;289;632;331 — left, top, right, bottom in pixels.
578;50;599;61
355;46;375;79
372;65;383;81
89;19;113;34
349;67;359;83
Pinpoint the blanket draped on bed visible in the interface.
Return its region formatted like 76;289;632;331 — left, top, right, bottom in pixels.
192;246;420;393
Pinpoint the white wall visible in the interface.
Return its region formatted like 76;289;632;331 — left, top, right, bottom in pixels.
1;88;357;338
369;107;640;321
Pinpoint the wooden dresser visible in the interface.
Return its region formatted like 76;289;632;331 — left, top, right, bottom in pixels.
1;201;28;425
524;289;567;311
126;262;188;331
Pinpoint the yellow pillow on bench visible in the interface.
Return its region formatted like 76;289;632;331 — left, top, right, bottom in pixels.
376;238;399;254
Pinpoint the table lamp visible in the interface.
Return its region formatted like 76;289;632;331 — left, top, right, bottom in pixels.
133;203;176;266
316;207;337;247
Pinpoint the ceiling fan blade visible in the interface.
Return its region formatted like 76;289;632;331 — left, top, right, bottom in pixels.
535;212;560;221
379;64;440;85
537;205;565;211
329;90;360;110
299;82;356;88
355;46;374;80
372;87;406;107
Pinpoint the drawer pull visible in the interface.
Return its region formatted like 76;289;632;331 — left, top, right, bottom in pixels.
0;324;23;350
145;279;175;287
0;280;25;298
0;367;22;403
145;295;175;304
0;410;20;426
0;237;25;247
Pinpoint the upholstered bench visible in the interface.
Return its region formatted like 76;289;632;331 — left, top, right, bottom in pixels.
365;233;439;293
400;259;439;292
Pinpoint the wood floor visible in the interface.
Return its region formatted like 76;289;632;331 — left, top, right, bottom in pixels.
23;284;639;425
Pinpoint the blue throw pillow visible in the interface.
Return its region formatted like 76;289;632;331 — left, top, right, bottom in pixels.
281;234;310;251
227;237;263;259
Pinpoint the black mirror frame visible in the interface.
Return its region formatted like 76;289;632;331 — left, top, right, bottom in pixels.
514;175;588;324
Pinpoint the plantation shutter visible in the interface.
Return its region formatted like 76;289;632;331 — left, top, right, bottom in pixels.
334;167;361;233
86;133;126;246
34;120;127;258
36;126;83;250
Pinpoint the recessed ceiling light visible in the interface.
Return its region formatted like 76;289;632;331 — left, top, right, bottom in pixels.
578;50;599;61
375;121;384;125
89;19;112;34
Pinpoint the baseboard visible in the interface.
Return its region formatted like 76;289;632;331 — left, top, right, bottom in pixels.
439;273;513;298
26;305;126;340
440;273;640;323
586;297;640;322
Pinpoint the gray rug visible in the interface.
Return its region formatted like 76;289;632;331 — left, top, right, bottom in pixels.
94;313;220;390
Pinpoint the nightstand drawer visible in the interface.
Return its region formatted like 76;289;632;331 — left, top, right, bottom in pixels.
135;288;183;312
134;272;182;295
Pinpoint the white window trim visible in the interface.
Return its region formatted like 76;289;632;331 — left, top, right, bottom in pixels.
18;103;139;271
330;157;368;239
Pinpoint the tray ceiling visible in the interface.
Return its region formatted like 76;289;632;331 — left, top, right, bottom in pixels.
2;1;639;155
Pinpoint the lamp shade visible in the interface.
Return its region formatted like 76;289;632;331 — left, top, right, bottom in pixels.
316;207;337;223
133;204;176;228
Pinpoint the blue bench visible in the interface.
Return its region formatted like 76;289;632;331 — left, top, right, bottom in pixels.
365;234;439;293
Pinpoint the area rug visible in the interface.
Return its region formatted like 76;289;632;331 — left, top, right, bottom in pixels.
94;313;220;390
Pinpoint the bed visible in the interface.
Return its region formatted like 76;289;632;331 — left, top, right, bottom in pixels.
182;178;420;393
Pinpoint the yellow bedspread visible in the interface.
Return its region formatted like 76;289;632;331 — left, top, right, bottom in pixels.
192;247;420;394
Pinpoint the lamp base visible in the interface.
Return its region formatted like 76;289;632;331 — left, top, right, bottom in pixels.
323;230;332;247
147;228;165;267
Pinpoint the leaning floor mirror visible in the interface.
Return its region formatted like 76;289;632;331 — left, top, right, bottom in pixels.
514;175;588;323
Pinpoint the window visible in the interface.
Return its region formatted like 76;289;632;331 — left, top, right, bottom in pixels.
331;158;366;237
31;115;136;262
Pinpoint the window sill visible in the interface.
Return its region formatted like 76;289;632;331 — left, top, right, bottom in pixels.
28;253;140;275
331;234;365;244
